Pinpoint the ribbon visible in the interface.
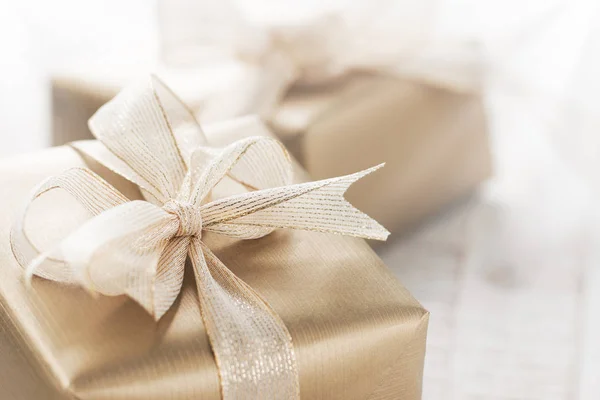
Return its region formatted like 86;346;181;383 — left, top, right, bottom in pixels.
163;2;482;123
11;75;389;399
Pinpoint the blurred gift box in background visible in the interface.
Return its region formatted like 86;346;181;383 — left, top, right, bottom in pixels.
1;0;600;399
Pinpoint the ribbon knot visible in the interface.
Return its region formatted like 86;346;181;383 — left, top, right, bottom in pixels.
11;76;389;400
163;200;202;237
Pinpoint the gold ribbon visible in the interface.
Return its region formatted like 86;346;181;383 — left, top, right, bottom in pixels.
11;75;389;399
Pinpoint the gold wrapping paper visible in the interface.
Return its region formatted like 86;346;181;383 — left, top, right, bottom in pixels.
0;125;428;399
278;74;492;233
52;72;491;235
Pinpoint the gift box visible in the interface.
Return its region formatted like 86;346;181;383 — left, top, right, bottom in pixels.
2;80;428;399
52;68;491;235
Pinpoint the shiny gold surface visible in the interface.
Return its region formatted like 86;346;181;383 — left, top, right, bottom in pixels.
0;145;427;399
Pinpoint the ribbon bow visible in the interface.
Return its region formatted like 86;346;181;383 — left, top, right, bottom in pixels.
11;76;389;399
169;3;482;122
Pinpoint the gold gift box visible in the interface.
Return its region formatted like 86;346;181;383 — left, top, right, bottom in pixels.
52;71;491;235
0;123;428;399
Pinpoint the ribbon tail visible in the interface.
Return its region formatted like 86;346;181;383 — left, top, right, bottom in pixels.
202;164;390;240
189;238;300;400
153;236;190;320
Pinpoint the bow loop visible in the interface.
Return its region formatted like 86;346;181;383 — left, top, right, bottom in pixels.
88;75;207;203
189;136;292;206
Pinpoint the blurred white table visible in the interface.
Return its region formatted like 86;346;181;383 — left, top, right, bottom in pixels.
380;196;599;400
